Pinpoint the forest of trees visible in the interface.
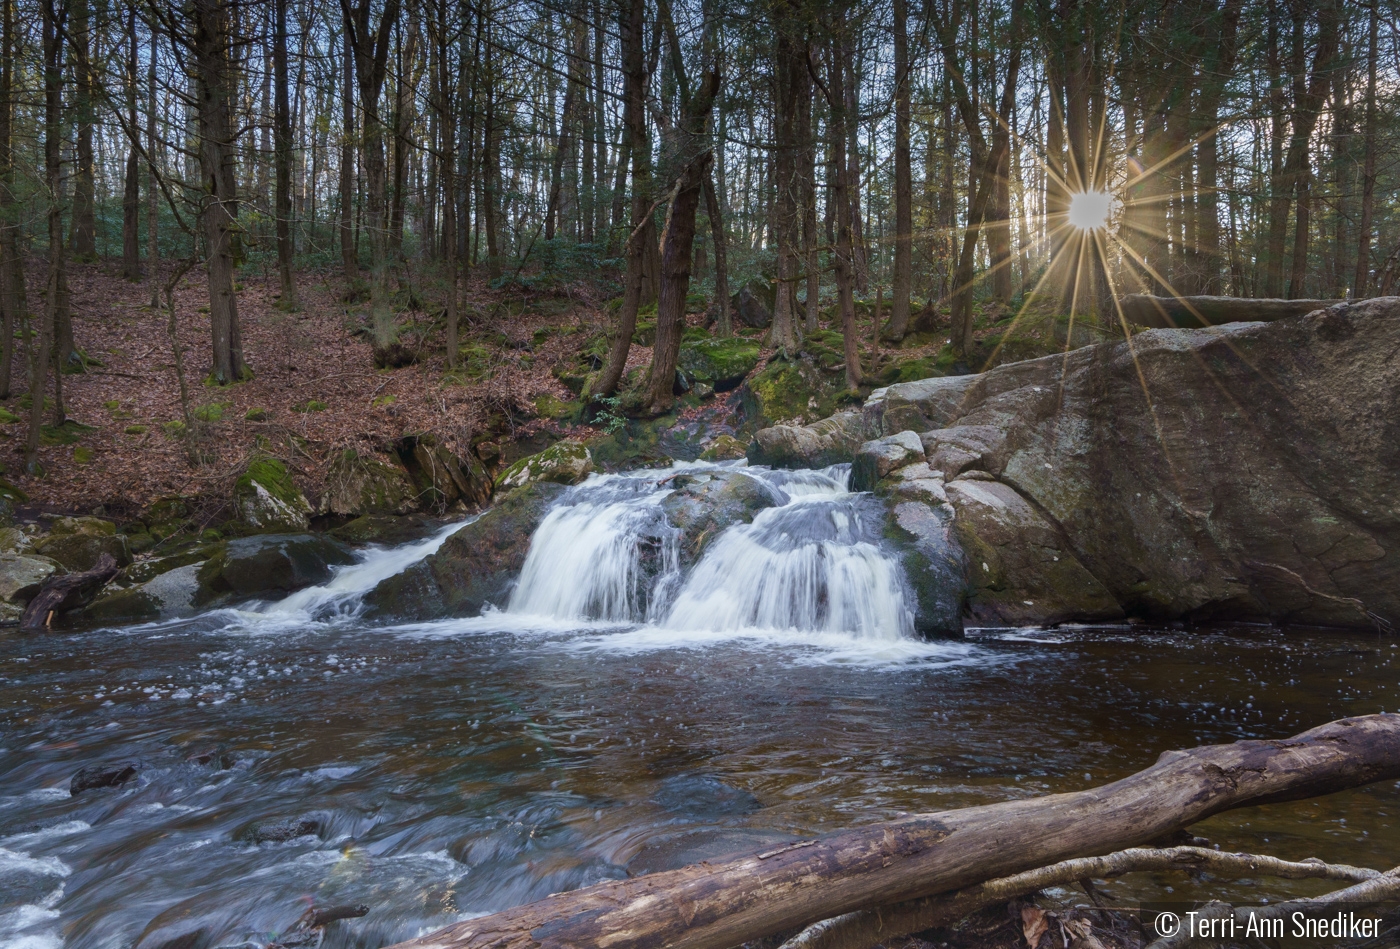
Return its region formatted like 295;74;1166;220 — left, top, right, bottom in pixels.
0;0;1397;445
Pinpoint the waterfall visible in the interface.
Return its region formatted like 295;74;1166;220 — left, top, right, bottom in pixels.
506;464;915;640
256;520;468;621
508;475;681;623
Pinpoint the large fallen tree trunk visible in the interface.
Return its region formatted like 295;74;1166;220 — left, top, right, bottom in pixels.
390;714;1400;949
1119;294;1345;329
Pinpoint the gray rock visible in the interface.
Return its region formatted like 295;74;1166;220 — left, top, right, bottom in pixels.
196;534;356;605
0;553;62;604
85;564;203;624
320;449;419;517
866;298;1400;629
363;482;567;621
35;531;132;572
731;284;772;329
661;470;779;566
883;498;965;637
497;441;593;491
330;514;441;546
232;458;313;533
748;409;878;469
851;430;925;491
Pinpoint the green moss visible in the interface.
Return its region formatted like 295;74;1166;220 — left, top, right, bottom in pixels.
0;407;19;424
533;394;580;420
73;445;94;464
244;407;270;421
678;336;761;388
163;420;187;438
457;343;493;380
744;360;835;425
497;441;594;489
371;395;396;407
633;318;657;346
193;402;229;422
236;457;303;508
39;420;96;445
292;399;328;413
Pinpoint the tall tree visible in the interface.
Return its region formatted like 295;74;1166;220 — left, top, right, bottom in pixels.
1353;0;1379;297
274;0;298;307
886;0;912;340
121;6;142;280
69;0;95;260
0;0;21;398
341;0;405;365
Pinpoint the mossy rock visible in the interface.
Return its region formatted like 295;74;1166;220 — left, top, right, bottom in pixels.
802;329;847;371
232;457;312;533
193;402;229;422
497;441;594;490
330;514;441;546
742;359;838;427
196;534;355;606
321;449;417;517
678;337;761;391
35;531;132;572
244;407;270;421
533;395;579;421
73;445;94;464
163;420;187;438
123;543;221;585
457;344;494;380
124;424;148;435
699;434;748;461
633;318;657;346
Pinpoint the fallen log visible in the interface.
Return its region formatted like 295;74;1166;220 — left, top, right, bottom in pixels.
20;552;119;629
1119;294;1344;329
777;846;1382;949
388;714;1400;949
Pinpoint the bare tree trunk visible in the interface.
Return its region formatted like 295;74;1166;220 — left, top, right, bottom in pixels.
1285;0;1340;299
595;0;650;398
768;0;805;355
0;0;20;398
887;0;911;340
343;0;406;366
433;0;457;367
146;19;160;307
69;0;95;261
274;0;297;307
121;7;142;280
827;21;861;389
702;171;729;337
340;25;359;283
383;715;1400;949
28;0;66;475
193;0;249;385
1353;0;1379;297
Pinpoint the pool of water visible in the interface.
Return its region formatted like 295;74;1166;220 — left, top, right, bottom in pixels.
2;615;1397;949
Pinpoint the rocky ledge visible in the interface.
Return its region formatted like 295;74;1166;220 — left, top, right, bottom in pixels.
755;297;1400;631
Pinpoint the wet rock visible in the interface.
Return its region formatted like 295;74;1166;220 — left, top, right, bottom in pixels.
0;477;26;526
497;441;594;491
677;336;761;391
123;543;220;585
196;534;355;605
698;434;747;461
35;530;132;573
410;437;493;507
363;482;567;620
0;525;33;553
232;457;313;533
0;553;62;605
865;298;1400;628
946;478;1122;626
71;762;139;795
321;448;419;516
850;430;925;492
883;496;966;637
748;409;878;469
84;564;203;624
661;470;778;566
330;514;440;546
243;816;321;843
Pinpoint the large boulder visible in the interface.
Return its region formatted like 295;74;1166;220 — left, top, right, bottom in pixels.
850;431;925;492
232;457;313;533
410;438;493;507
320;449;418;517
195;534;355;605
0;553;63;621
660;470;779;566
34;517;131;572
865;298;1400;629
362;482;567;620
678;337;761;391
330;514;441;546
731;281;773;329
497;441;594;491
748;409;878;470
84;564;203;625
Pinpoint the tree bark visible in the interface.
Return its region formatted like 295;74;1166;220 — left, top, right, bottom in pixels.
69;0;95;261
886;0;911;340
21;553;119;628
28;0;66;475
193;0;249;385
0;0;20;398
826;23;860;389
339;25;359;283
121;7;141;281
146;19;160;307
702;171;729;337
768;0;805;354
274;0;297;307
594;0;650;399
386;714;1400;949
1353;0;1379;298
342;0;405;366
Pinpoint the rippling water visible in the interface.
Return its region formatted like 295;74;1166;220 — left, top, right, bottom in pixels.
2;472;1398;948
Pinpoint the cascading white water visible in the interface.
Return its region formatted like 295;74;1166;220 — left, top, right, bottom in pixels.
506;464;915;640
256;520;468;621
508;475;680;622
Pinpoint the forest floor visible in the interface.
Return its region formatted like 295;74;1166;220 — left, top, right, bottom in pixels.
0;255;1090;526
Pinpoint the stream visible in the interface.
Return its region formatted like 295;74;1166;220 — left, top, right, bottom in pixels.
2;463;1398;948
